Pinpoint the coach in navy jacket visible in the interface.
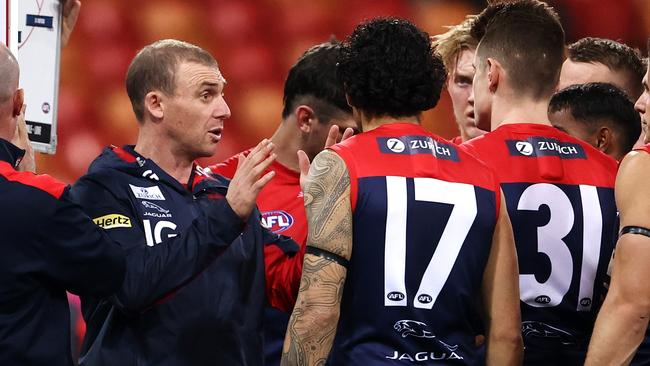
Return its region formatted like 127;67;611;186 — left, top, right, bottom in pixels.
0;45;126;365
70;40;297;365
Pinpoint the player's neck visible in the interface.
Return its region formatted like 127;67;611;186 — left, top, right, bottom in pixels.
459;125;486;142
491;97;552;130
269;120;300;172
362;114;420;132
134;132;194;185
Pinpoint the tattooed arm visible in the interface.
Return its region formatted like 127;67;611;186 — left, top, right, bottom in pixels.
281;150;352;366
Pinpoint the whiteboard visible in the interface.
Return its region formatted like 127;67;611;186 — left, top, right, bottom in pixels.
3;0;61;154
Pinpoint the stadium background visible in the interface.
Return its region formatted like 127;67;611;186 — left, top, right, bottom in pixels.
38;0;650;183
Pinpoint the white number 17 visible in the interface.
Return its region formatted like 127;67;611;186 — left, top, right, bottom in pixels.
384;176;478;309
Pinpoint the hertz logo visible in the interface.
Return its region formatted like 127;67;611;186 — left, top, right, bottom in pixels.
93;214;132;229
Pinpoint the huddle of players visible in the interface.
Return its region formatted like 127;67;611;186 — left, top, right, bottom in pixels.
2;0;649;365
280;1;650;366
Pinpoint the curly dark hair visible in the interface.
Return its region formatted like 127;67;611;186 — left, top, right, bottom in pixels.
337;17;447;119
568;38;645;100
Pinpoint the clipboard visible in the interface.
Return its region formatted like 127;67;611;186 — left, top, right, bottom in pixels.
3;0;61;154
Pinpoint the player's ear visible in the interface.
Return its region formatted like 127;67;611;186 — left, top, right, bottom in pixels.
486;58;501;93
144;91;164;121
296;105;317;133
12;89;23;117
596;126;611;154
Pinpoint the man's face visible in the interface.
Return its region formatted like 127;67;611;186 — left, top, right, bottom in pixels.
163;61;231;159
558;59;630;93
549;108;598;148
470;52;492;131
448;49;476;131
303;113;358;161
635;68;650;144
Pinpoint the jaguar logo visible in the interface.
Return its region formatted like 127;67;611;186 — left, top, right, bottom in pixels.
521;321;575;346
142;201;169;213
393;320;458;352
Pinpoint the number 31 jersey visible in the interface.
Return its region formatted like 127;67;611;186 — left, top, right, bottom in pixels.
463;123;618;362
327;123;501;364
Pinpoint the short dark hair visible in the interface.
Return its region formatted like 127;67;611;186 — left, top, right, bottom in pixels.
126;39;218;122
337;17;446;118
472;0;565;100
568;37;645;100
549;82;641;154
282;40;352;123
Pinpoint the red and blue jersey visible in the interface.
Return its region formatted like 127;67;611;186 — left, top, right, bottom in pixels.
464;123;618;365
327;123;500;364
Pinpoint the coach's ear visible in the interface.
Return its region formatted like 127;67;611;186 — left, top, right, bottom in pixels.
595;126;613;154
486;58;502;93
144;91;164;121
12;89;23;117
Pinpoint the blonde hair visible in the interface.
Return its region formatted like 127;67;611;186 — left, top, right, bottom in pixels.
431;15;478;74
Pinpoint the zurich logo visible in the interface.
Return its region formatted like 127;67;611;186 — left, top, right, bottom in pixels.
386;138;406;153
261;210;294;233
515;141;534;156
141;201;169;213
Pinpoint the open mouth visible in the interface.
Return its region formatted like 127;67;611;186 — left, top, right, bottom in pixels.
466;111;475;124
208;127;222;141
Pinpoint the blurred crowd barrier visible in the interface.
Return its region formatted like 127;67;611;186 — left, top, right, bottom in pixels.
39;0;649;183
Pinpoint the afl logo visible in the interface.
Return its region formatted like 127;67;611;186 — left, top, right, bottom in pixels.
515;141;534;156
261;210;294;233
387;291;406;301
386;138;405;153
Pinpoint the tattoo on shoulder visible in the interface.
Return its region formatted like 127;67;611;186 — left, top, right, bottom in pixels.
303;150;352;260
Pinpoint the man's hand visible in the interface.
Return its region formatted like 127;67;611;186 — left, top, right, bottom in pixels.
226;139;276;220
61;0;81;47
11;104;35;173
298;124;354;191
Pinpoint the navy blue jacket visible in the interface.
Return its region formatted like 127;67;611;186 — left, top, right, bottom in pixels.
70;146;297;366
0;139;126;365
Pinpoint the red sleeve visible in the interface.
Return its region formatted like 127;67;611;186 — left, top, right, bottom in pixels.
264;243;304;313
207;149;252;179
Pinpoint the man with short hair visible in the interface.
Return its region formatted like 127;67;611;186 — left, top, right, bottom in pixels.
0;43;126;366
70;39;285;365
559;37;645;101
209;40;357;366
585;40;650;366
549;82;641;161
282;17;522;365
464;1;619;364
432;15;487;143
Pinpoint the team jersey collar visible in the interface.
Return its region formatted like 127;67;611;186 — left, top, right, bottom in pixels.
370;122;428;134
0;138;26;169
110;145;227;195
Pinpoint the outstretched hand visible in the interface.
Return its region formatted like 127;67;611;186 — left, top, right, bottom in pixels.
298;124;354;191
226;139;276;220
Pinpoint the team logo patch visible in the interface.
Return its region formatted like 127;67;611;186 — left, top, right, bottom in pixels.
141;201;169;213
387;320;462;361
261;210;294;233
93;214;132;229
521;321;576;345
506;137;586;159
129;184;166;200
378;136;459;161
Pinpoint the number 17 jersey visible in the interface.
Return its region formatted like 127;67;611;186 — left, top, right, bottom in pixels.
327;123;502;365
463;123;618;364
